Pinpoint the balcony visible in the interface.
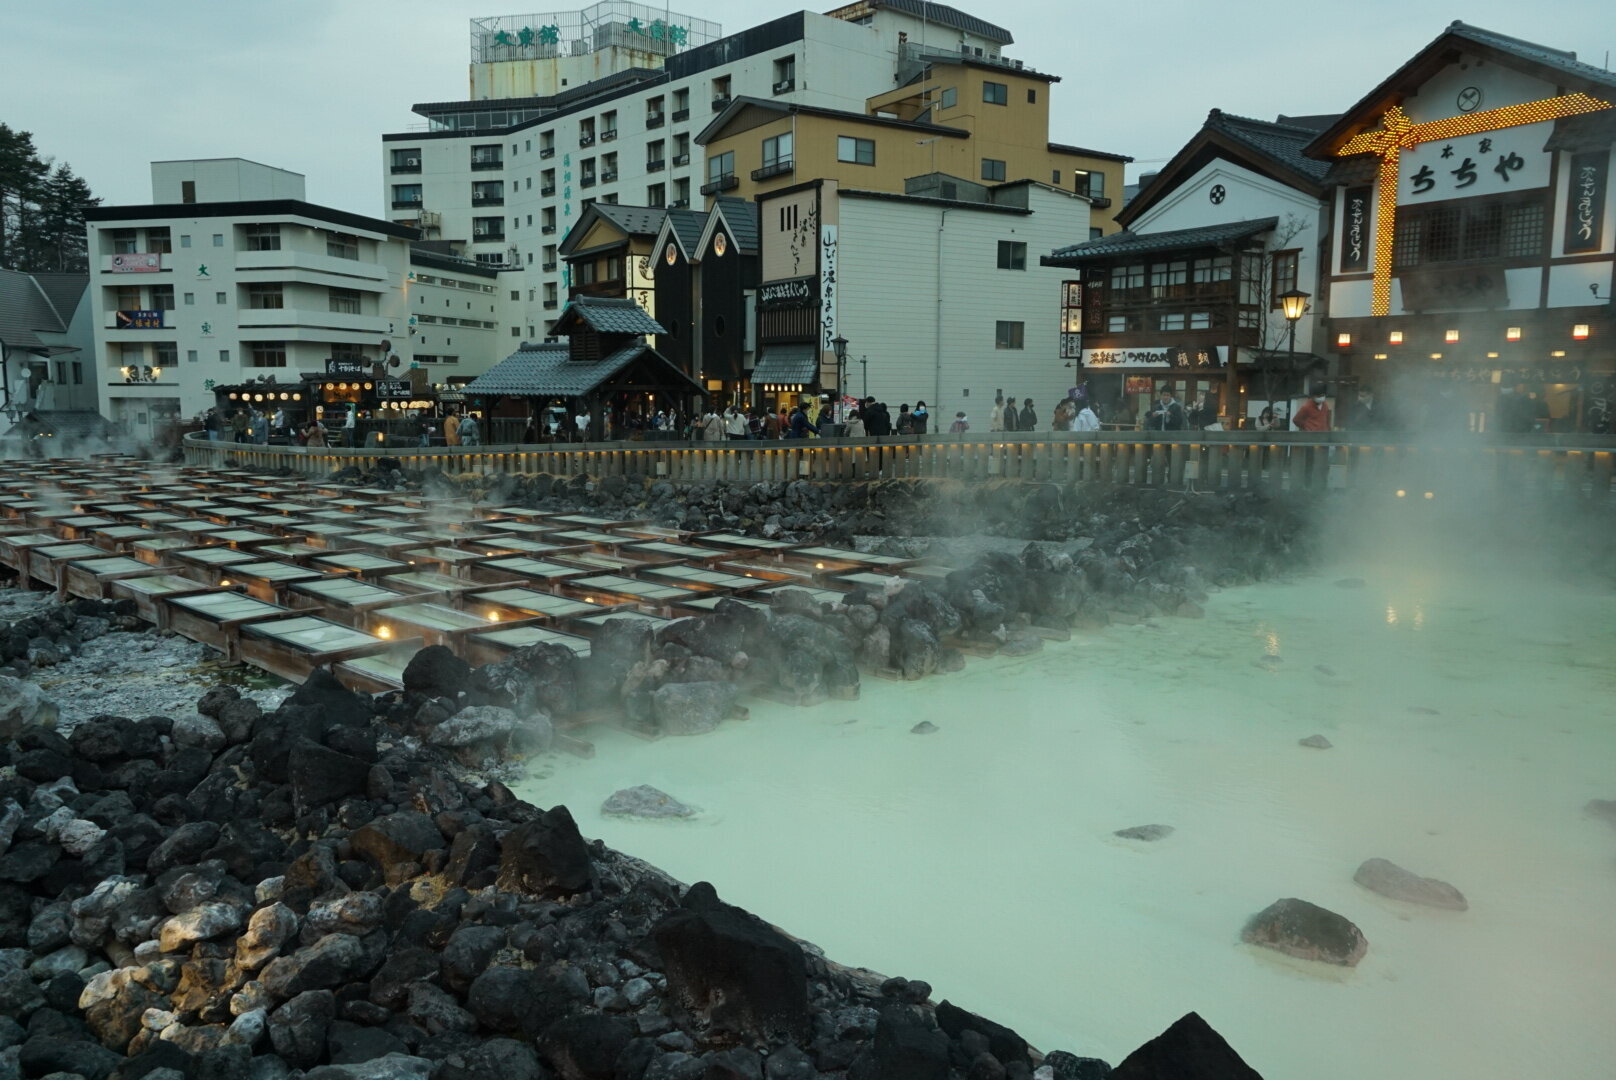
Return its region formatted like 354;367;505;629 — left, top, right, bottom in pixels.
673;153;690;166
579;134;596;147
672;108;689;122
390;162;421;174
773;80;795;94
646;159;666;173
541;225;557;235
543;299;558;310
751;161;794;181
1090;196;1113;210
580;176;596;189
700;175;739;196
601;170;617;183
471;195;504;207
470;158;503;171
540;185;556;197
712;96;731;112
472;231;506;243
646;114;665;128
670;199;690;209
542;261;557;272
391;200;423;210
601;129;617;142
539;147;555;159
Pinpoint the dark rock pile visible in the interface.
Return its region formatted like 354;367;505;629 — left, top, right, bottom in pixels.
0;664;1269;1080
0;598;138;684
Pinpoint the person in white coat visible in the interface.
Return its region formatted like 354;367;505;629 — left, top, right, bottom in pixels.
1073;403;1101;431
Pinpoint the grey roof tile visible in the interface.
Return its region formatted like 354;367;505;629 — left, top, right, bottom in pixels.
751;344;818;385
862;0;1013;45
1046;218;1279;262
0;269;66;351
665;208;709;254
591;203;666;238
554;296;667;336
712;197;759;253
466;340;701;397
1207;111;1336;182
1448;22;1616;93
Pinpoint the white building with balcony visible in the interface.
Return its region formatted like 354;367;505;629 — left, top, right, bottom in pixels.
85;160;432;430
382;1;1019;343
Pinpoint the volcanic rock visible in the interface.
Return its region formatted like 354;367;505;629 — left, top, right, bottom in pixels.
538;1013;633;1080
1114;825;1173;842
1298;734;1332;749
935;1000;1029;1066
650;681;743;736
268;988;336;1068
1353;858;1467;910
870;1004;950;1080
1109;1011;1261;1079
910;721;938;735
402;645;471;698
602;786;696;819
497;806;592;897
1241;897;1368;967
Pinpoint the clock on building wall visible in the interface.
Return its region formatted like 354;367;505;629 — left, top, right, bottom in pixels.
664;243;677;265
713;233;727;256
1209;184;1227;204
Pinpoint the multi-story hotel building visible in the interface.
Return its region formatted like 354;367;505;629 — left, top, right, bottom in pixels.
380;1;1127;345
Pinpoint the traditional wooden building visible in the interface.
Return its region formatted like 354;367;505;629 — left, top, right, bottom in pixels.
647;197;760;406
1304;22;1615;433
556;203;663;320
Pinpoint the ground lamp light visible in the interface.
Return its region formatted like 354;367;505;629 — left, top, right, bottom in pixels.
831;334;848;422
1279;289;1310;400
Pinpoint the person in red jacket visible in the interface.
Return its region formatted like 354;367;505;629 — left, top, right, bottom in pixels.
1292;391;1332;431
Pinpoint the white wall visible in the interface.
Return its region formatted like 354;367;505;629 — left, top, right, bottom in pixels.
151;159;306;203
837;185;1089;425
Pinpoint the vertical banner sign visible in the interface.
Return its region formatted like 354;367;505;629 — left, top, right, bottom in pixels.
1565;151;1607;254
819;224;838;352
1342;186;1371;273
1059;280;1083;359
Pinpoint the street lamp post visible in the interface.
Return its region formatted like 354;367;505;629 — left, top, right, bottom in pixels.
831;334;848;424
1278;288;1311;418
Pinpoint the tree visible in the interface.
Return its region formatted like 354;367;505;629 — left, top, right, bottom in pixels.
1236;213;1312;415
0;122;99;273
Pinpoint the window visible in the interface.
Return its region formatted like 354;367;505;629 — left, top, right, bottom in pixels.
54;361;64;385
180;235;191;248
1270;250;1300;305
647;96;665;125
996;241;1027;270
471;144;502;169
247;284;283;309
471;180;503;205
72;362;83;383
762;133;793;168
983;81;1008;105
325;232;359;259
601;110;617;139
1109;264;1146;295
149;285;175;310
981;159;1006;182
773;56;796;92
216;291;227;304
186;350;198;364
1159;313;1186;331
183;292;194;305
1192;256;1232;284
602;151;618;180
181;181;196;203
511;327;521;337
1051;170;1061;185
580;158;596;186
212;234;224;247
712;76;732;108
219;349;230;362
837;136;875;166
248;342;286;368
155;342;177;368
329;287;362;314
146;228;171;254
114;285;142;310
648;183;666;207
243;223;281;251
1393;197;1546;267
994;320;1024;349
1089;227;1104;241
1107;315;1128;333
109;229;138;254
510;290;520;301
939;87;957;109
1027;88;1037;104
674;178;690;206
674;88;690;114
647;139;665;170
1189;311;1212;330
779;204;799;231
706;151;734;183
391;148;422;172
392;184;423;208
541;168;556;194
1150;260;1188;297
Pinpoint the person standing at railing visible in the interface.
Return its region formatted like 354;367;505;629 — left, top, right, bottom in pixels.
459;413;482;446
444;411;461;446
1073;401;1100;432
1001;395;1019;432
231;409;250;443
845;408;865;438
1018;397;1037;431
1292;392;1331;432
724;406;749;441
252;410;270;445
912;401;929;434
949;411;970;433
990;394;1005;432
303;418;327;447
1146;386;1186;431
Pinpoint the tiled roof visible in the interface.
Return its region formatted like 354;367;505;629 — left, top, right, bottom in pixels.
1448;21;1616;93
1206;111;1336;182
554;296;666;336
591;203;666;238
1046;218;1279;263
1048;142;1134;163
664;208;709;256
30;274;89;323
711;197;759;254
851;0;1013;45
465;340;700;397
0;269;67;352
751;344;818;385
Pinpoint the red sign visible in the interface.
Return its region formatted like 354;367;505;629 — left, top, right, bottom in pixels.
109;253;162;273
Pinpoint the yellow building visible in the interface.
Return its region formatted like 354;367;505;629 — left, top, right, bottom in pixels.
695;53;1128;231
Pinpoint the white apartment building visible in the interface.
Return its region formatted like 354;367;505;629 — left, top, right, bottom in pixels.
85;160;518;430
382;1;1020;342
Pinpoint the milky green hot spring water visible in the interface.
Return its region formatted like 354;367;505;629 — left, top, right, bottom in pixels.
517;563;1616;1079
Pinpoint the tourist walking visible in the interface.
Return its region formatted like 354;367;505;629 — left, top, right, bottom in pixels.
1073;401;1101;431
989;394;1006;432
1018;397;1037;431
724;406;749;440
443;411;461;446
1292;391;1331;432
700;409;723;441
204;408;220;442
251;409;270;445
459;412;482;446
303;418;327;447
949;411;970;433
894;404;914;435
788;404;818;438
1146;387;1186;431
762;409;781;439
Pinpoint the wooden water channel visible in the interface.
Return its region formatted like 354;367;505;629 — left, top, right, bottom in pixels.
181;431;1616;499
0;457;981;746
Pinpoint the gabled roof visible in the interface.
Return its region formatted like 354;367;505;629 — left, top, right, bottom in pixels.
0;269;69;353
30;274;89;323
1305;21;1616;160
1048;142;1134;164
1043;218;1279;265
1117;110;1331;228
652;207;711;265
559;203;667;257
466;339;703;397
696;96;970;147
826;0;1013;45
553;296;666;336
699;197;760;256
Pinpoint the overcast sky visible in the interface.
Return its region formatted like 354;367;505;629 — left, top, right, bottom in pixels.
4;0;1612;217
